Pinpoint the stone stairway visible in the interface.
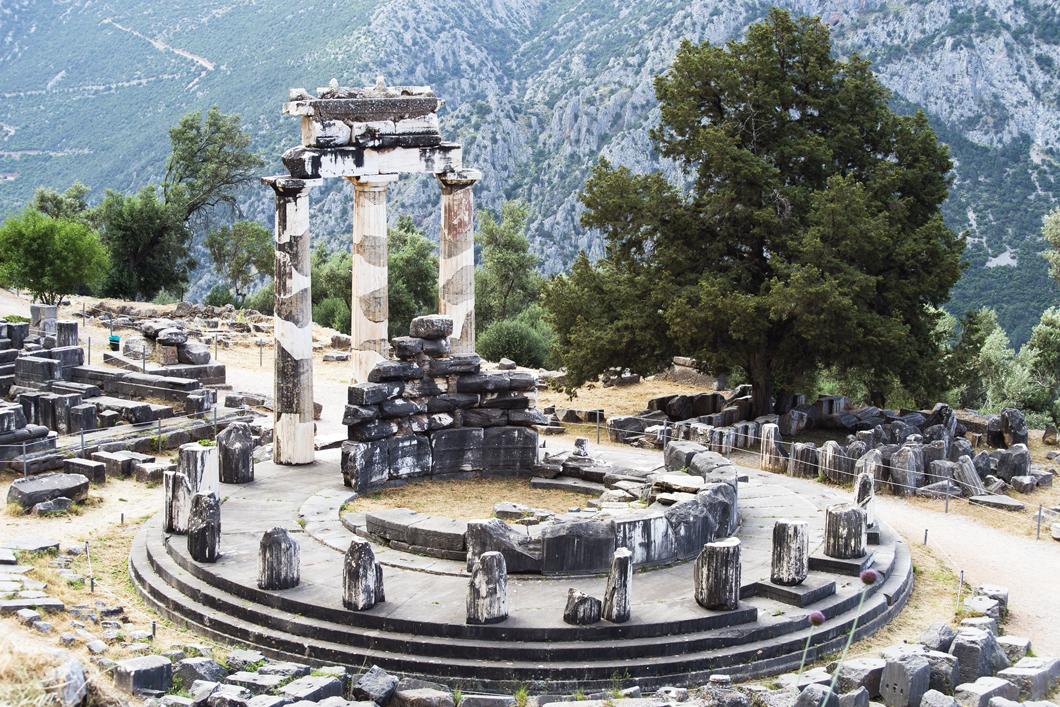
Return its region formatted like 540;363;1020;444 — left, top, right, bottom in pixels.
131;512;913;692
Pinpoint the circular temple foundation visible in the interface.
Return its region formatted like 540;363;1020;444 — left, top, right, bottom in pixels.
130;448;913;692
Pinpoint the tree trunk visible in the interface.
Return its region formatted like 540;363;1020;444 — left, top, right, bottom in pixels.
749;355;773;417
869;389;887;408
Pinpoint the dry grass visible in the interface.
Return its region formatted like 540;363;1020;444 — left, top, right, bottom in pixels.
853;542;964;654
538;378;724;417
344;477;593;519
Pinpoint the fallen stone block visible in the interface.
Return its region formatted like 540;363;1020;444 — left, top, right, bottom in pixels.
953;677;1018;707
6;473;88;511
114;655;173;695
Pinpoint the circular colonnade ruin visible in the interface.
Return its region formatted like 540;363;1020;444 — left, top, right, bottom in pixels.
130;81;914;692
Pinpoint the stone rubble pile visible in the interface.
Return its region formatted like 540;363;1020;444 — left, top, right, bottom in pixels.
340;315;543;493
760;404;1056;511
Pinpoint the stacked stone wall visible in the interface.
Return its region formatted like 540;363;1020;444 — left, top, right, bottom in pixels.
341;315;543;492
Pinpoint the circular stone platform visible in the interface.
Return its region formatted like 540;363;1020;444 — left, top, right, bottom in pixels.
130;447;913;692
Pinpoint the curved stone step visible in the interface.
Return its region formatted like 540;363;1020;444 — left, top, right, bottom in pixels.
131;521;914;691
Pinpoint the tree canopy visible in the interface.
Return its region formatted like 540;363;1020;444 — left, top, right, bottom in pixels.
388;216;438;339
545;8;963;413
205;220;273;303
475;200;543;331
96;187;193;301
163;106;264;225
0;210;108;305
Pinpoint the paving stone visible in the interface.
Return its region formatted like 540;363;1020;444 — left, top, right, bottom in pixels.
352;665;399;704
995;636;1031;664
880;653;931;707
226;671;286;694
390;688;456;707
177;657;229;685
997;657;1060;700
833;658;886;697
954;677;1018;707
114;654;173;695
282;675;343;702
223;649;266;672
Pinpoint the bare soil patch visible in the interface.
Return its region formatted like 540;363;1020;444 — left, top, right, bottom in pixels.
344;477;592;520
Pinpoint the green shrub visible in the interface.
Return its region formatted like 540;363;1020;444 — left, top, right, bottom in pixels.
478;317;550;368
152;289;180;305
313;296;350;334
244;282;274;315
204;285;236;307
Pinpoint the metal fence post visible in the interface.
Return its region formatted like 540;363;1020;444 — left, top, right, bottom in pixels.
80;430;85;458
213;406;218;438
157;418;163;454
21;442;27;477
87;337;91;365
142;345;147;373
1037;505;1043;541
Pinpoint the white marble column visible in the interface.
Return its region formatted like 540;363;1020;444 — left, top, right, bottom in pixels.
437;169;481;354
263;176;320;465
348;175;396;382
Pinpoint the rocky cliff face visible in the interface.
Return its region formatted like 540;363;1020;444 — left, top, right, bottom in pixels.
0;0;1056;338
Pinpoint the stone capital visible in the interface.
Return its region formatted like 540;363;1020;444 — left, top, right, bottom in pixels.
261;175;323;195
437;167;482;189
346;174;399;191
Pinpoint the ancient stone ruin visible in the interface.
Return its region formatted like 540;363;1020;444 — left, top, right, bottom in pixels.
264;80;481;465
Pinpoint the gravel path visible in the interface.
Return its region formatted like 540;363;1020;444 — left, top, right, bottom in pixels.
874;496;1060;655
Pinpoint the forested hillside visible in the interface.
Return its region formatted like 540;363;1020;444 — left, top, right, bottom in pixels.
0;0;1057;341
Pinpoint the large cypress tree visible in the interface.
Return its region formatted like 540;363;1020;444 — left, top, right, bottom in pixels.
547;8;963;413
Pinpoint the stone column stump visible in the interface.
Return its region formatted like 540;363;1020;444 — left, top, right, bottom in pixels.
854;472;875;526
694;537;741;611
761;423;788;473
163;470;192;535
258;528;300;590
178;442;219;497
466;550;508;624
187;492;221;563
824;503;867;559
217;422;255;484
770;519;808;586
788;442;819;479
602;547;632;623
343;539;383;611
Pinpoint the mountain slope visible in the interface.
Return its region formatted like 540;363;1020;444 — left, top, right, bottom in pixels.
0;0;1056;341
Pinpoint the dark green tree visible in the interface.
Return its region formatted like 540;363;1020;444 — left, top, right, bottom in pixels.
388;216;438;338
475;201;543;330
205;220;273;303
549;9;963;414
946;308;997;408
0;210;108;305
96;187;192;301
163;106;264;224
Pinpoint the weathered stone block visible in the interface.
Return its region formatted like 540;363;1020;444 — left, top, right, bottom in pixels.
466;551;507;624
387;434;431;479
541;519;616;575
465;519;540;573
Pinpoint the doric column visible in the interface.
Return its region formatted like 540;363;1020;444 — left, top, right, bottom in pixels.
263;176;320;465
437;169;482;354
349;175;396;382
